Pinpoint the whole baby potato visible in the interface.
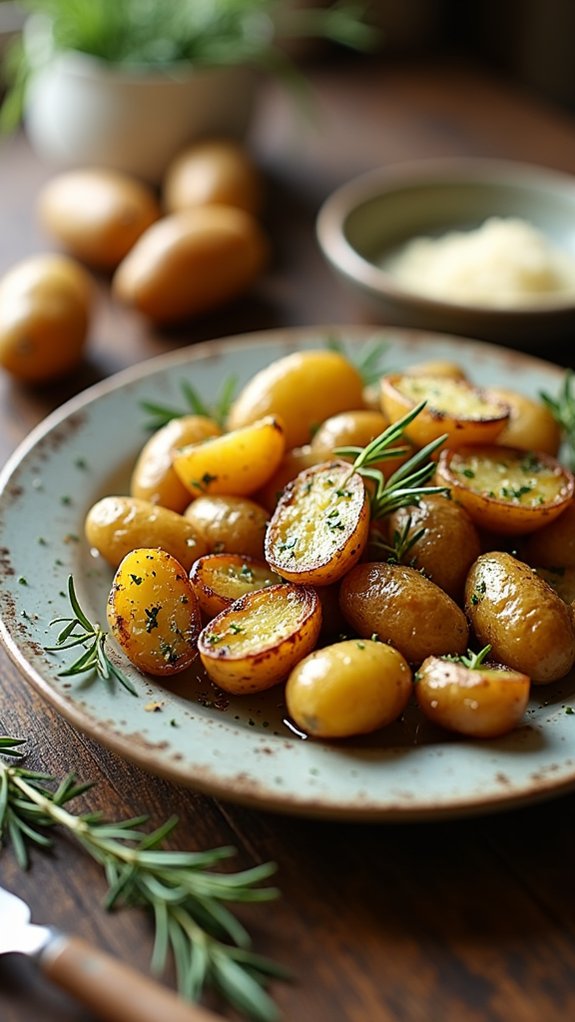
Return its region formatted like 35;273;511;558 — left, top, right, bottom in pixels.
310;409;389;457
286;639;412;739
385;494;481;600
38;169;160;270
85;495;207;571
519;500;575;568
130;414;221;511
163;139;263;215
465;551;575;683
339;562;468;663
0;254;91;382
184;494;269;559
227;349;365;449
112;206;268;323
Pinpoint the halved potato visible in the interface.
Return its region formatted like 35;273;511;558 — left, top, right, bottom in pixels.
198;583;321;693
380;372;509;449
286;639;412;739
265;459;370;585
107;547;202;676
130;414;221;511
436;445;574;534
416;655;530;738
172;415;285;498
189;553;282;617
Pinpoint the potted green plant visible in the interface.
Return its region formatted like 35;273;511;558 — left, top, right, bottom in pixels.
1;0;374;183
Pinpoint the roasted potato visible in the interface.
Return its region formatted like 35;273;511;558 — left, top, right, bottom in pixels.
436;446;574;534
404;360;468;381
265;460;370;586
286;639;412;738
189;553;281;617
184;494;269;558
227;349;365;449
465;552;575;683
340;562;469;663
38;169;160;270
380;372;510;449
256;445;324;513
85;495;207;571
311;409;413;478
173;415;285;499
519;500;575;567
488;386;561;455
383;494;481;600
198;584;321;693
535;566;575;606
416;654;530;738
130;414;221;511
107;547;202;676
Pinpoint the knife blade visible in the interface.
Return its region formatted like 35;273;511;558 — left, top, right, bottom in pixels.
0;885;224;1022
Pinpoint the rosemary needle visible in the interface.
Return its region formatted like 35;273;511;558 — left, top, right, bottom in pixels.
140;375;237;431
0;737;287;1021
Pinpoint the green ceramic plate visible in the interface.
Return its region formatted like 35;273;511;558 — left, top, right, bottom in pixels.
1;325;574;821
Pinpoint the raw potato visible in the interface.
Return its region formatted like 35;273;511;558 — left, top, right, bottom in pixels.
163;139;263;215
436;446;574;534
113;205;268;323
465;552;575;683
198;584;321;694
131;415;221;511
173;416;285;499
227;349;366;449
107;547;201;676
184;494;269;558
340;562;469;663
0;254;91;382
38;169;160;270
489;386;561;455
385;494;481;600
286;639;412;738
265;460;370;586
189;553;281;617
85;495;207;571
519;500;575;568
416;656;530;738
380;372;510;448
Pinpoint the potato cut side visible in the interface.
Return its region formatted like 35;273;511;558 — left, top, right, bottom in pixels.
107;547;202;676
416;656;530;738
172;415;285;498
265;459;370;585
380;372;510;448
190;553;282;617
436;445;574;534
198;583;321;693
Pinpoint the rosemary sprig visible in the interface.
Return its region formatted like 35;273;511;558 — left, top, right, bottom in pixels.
46;576;137;696
140;375;237;431
442;645;493;670
540;370;575;471
335;401;449;520
0;738;287;1021
369;516;426;564
325;333;390;386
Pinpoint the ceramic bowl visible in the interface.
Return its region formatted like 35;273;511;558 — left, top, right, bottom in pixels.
316;157;575;349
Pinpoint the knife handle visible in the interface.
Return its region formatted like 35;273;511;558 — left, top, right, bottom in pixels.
40;933;224;1022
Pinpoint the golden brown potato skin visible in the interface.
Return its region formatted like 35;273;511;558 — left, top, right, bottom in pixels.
339;562;468;664
385;495;481;601
465;552;575;684
85;495;207;571
519;500;575;569
184;494;269;559
130;414;221;511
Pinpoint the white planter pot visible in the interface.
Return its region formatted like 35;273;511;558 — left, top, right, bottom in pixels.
24;47;260;184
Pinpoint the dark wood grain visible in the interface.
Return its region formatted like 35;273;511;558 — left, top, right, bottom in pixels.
2;56;575;1022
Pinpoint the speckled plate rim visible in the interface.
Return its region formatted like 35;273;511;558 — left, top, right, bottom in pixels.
2;324;575;823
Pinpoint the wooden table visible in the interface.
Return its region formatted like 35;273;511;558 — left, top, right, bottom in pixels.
3;56;575;1022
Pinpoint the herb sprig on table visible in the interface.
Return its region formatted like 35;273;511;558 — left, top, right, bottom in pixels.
0;736;287;1021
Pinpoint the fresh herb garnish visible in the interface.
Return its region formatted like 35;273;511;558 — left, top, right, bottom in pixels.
541;370;575;471
140;375;237;431
444;645;492;670
46;576;137;695
0;736;287;1020
369;516;426;564
325;332;390;386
